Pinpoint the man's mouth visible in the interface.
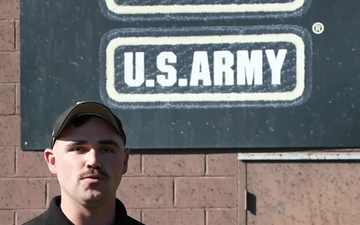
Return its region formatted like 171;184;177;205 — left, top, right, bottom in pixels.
83;175;105;180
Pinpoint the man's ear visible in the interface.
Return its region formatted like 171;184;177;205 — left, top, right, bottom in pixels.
122;148;130;174
44;148;57;175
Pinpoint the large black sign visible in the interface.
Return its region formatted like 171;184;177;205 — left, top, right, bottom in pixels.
21;0;360;150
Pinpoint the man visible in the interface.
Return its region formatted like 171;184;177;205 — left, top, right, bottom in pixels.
23;101;144;225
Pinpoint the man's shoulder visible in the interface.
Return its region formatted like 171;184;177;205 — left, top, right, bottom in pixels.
128;216;145;225
21;213;45;225
115;198;145;225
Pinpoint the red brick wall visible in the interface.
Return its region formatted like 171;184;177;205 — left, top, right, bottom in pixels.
6;1;360;225
0;0;360;225
0;2;241;225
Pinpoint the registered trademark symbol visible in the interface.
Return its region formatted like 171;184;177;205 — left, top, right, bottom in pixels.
312;22;324;34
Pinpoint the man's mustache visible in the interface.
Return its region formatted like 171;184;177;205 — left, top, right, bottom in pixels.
79;169;109;180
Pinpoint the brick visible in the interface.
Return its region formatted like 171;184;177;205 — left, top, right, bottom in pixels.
0;0;19;20
0;20;14;50
0;179;46;208
0;52;20;83
207;209;238;225
124;154;141;176
127;209;141;222
0;210;14;225
15;83;20;114
0;115;20;146
237;161;247;225
143;154;205;176
15;20;19;50
175;177;238;208
117;177;173;208
206;153;237;176
0;84;15;115
47;179;60;206
0;147;15;177
143;209;205;225
16;210;44;225
16;149;51;177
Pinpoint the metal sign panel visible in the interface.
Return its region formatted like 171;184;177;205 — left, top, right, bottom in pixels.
21;0;360;150
98;0;311;20
100;26;312;108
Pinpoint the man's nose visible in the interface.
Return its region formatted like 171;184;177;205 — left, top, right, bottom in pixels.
85;149;101;169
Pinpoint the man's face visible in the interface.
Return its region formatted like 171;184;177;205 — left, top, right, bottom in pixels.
44;116;129;206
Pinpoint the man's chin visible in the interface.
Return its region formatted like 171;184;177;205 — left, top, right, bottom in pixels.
81;190;108;203
77;184;114;204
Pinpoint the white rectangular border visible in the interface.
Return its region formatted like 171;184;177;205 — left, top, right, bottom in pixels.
238;152;360;160
104;0;306;14
105;34;305;103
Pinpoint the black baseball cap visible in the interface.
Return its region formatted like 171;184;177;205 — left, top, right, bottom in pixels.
51;101;126;148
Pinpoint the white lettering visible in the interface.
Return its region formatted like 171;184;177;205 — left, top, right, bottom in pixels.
189;51;212;86
156;52;177;87
236;50;263;85
266;49;287;85
124;52;145;87
123;49;286;88
213;50;234;85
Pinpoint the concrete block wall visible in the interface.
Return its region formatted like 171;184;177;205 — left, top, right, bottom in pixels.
4;1;360;225
0;2;241;224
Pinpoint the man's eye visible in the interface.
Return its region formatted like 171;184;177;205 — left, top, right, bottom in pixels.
100;147;114;153
71;147;85;152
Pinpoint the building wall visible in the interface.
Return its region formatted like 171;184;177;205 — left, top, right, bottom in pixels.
0;3;240;225
1;1;360;225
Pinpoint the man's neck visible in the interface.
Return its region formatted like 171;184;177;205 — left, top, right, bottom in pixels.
60;195;116;225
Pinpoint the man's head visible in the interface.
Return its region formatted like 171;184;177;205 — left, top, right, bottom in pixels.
51;101;126;148
44;101;129;208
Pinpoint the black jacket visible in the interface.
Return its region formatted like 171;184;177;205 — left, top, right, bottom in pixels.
23;196;144;225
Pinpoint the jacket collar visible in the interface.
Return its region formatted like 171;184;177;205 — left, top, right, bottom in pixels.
43;196;130;225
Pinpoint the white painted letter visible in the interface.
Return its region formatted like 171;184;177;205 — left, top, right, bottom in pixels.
237;50;263;85
213;51;234;86
156;52;177;87
189;51;212;86
124;52;145;87
266;49;287;85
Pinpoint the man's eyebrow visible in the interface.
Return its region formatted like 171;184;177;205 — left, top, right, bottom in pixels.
98;140;120;147
63;140;120;148
66;140;88;146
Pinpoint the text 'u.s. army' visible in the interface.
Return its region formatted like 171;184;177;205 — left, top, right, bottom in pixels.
123;49;287;87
